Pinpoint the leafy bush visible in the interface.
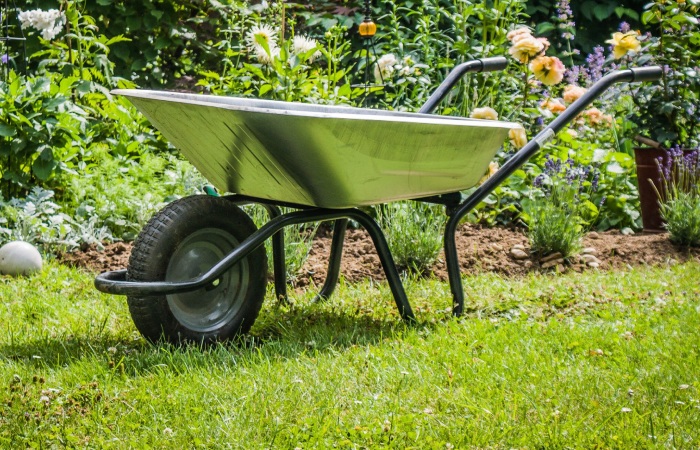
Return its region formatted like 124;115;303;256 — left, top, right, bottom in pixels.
526;0;646;60
522;156;600;257
656;148;700;247
379;201;444;274
0;187;113;253
64;150;206;241
0;72;88;198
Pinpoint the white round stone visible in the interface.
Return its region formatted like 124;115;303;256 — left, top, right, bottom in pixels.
0;241;43;277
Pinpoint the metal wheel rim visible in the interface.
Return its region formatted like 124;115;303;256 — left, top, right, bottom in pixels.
165;227;250;333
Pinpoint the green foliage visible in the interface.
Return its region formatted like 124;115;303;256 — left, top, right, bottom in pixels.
380;201;444;273
527;0;646;60
656;149;700;246
19;0;242;88
0;72;88;198
522;156;600;257
661;190;700;247
64;150;206;241
0;187;113;253
625;0;700;148
372;0;526;114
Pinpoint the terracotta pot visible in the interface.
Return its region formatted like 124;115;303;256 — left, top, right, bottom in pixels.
633;147;695;233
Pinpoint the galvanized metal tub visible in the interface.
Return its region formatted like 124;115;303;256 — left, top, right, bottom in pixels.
114;90;519;208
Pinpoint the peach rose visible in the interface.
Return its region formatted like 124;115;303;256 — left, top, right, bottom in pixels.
479;161;500;185
506;27;532;43
584;108;613;126
563;84;587;103
541;98;566;113
509;127;528;149
529;56;565;86
470;107;499;120
508;35;545;63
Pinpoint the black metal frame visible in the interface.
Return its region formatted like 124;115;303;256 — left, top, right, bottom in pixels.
94;58;662;322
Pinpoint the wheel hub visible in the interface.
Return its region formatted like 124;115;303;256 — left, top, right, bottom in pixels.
165;228;250;333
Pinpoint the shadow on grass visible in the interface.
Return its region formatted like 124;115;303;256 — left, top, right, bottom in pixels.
0;305;440;376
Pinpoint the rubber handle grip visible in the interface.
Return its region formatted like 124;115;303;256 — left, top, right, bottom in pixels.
479;57;508;73
630;66;663;82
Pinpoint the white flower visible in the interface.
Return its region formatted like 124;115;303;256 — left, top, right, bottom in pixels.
18;9;65;41
245;24;279;65
292;35;321;62
374;53;398;82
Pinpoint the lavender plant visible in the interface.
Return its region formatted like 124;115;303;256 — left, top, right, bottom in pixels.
655;147;700;247
523;156;600;257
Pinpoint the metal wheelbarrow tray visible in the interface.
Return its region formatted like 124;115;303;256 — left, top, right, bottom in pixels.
112;89;518;208
95;58;662;345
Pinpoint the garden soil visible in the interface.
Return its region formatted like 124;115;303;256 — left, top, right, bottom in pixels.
58;224;700;289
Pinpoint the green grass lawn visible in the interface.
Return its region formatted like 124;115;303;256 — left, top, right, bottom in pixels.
1;261;699;448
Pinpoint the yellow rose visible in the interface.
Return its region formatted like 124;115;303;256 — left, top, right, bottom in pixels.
508;35;545;63
469;107;499;120
605;31;641;59
508;127;528;149
529;56;565;86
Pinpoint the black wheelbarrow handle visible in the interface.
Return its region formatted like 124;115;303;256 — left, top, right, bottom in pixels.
444;65;663;315
419;56;508;114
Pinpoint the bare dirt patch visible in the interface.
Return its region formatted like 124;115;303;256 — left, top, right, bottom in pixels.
57;224;700;286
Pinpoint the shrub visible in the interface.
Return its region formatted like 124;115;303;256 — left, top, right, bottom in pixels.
656;147;700;247
522;156;600;257
379;201;444;274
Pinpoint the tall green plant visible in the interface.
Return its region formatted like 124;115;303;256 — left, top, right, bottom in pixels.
0;72;88;198
522;156;600;257
374;0;526;114
379;201;444;274
655;148;700;247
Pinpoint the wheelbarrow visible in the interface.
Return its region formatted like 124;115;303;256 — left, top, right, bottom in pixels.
94;57;662;344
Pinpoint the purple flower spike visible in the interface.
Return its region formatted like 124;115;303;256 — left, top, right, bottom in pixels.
534;174;545;187
591;172;600;192
1;54;7;64
585;46;605;83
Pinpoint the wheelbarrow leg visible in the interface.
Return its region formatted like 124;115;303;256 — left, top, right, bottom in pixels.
263;205;288;303
313;219;348;302
349;210;416;323
444;214;465;316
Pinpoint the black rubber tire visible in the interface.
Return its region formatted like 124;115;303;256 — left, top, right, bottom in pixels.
126;195;267;344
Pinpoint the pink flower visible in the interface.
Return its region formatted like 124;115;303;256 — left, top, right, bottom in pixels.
529;56;565;86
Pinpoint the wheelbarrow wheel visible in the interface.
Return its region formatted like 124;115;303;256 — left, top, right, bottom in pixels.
126;195;267;344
